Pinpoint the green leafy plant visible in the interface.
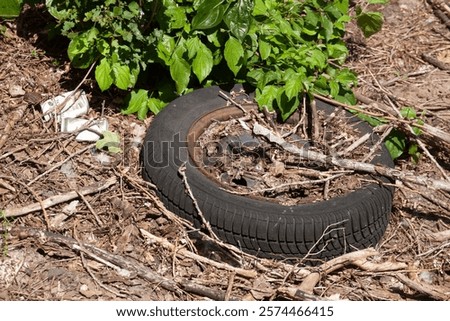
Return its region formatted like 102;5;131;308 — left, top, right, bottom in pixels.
44;0;386;121
0;0;42;18
0;0;22;18
359;106;424;161
387;107;423;162
96;130;122;154
355;0;387;37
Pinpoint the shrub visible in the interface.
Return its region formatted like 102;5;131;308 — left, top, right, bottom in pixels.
45;0;384;120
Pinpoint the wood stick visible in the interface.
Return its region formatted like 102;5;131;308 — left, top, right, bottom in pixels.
353;92;450;145
309;97;320;143
421;53;450;70
3;177;117;218
252;123;450;192
395;273;449;300
298;248;379;293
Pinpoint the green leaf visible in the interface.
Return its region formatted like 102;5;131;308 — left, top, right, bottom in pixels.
112;63;131;90
336;69;358;87
147;97;166;115
357;113;385;127
306;49;327;70
247;69;265;86
0;0;21;18
408;143;420;163
224;36;244;76
192;0;226;30
327;43;348;61
223;0;254;41
192;43;213;83
320;15;334;41
170;56;191;94
129;64;140;88
67;36;95;68
284;76;303;100
123;89;148;114
185;37;200;60
329;81;339;98
96;39;110;56
96;131;122;154
162;5;187;30
258;39;271;60
335;92;357;105
157;35;176;65
253;0;268;16
385;130;407;159
128;1;140;15
255;85;279;111
356;10;384;38
137;104;149;120
400;106;417;120
95;58;114;91
277;90;299;121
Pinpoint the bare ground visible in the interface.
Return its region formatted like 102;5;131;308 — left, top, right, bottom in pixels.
1;0;449;301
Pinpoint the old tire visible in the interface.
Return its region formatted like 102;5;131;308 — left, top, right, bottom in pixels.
141;86;395;261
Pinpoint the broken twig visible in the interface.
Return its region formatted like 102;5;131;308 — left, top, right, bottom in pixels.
3;177;117;218
252;123;450;192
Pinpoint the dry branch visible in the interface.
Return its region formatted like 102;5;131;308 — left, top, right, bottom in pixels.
297;249;407;294
352;92;450;145
421;53;450;70
427;0;450;28
253;123;450;192
395;273;450;300
3;177;117;218
298;249;379;293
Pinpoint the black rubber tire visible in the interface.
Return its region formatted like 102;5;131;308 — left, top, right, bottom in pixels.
142;86;395;261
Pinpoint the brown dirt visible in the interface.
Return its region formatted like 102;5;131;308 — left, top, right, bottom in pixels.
1;0;449;301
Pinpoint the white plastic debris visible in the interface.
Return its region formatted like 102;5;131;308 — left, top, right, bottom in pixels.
40;90;89;122
61;118;108;142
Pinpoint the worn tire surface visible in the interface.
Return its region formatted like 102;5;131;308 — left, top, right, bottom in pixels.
142;86;395;261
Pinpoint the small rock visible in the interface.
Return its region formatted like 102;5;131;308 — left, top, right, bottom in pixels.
9;85;25;98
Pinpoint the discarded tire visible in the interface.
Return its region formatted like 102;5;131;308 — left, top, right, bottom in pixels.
142;86;395;261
